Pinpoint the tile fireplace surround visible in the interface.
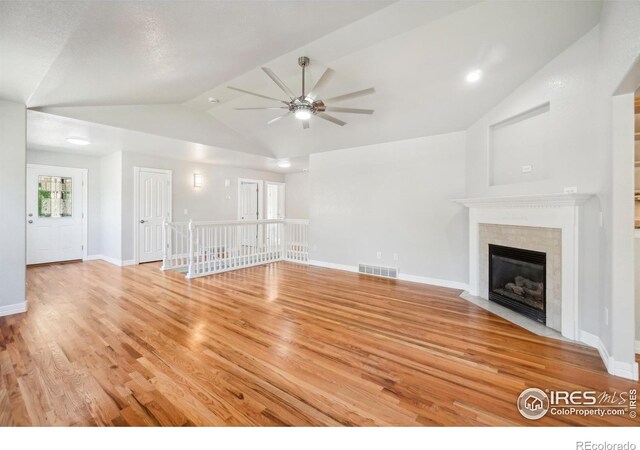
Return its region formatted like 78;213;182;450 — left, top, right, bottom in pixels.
453;193;593;342
480;224;561;331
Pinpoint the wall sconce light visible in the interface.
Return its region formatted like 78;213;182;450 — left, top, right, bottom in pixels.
193;173;203;188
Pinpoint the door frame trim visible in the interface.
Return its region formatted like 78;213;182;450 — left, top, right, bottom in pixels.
133;166;173;265
26;164;88;262
237;178;264;220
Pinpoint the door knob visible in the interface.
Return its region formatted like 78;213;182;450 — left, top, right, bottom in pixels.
139;219;146;224
28;220;33;224
28;213;33;217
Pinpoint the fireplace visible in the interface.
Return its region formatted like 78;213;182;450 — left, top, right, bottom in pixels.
488;244;546;324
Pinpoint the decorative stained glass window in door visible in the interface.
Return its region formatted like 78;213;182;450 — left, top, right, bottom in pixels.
38;176;72;217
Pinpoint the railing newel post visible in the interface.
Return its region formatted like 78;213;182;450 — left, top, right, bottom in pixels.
161;218;169;271
187;219;194;278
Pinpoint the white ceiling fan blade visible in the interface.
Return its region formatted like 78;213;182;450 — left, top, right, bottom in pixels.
236;107;288;110
307;68;334;100
302;119;310;129
267;112;291;125
228;86;288;103
324;87;375;104
316;112;346;127
262;67;297;100
324;107;374;115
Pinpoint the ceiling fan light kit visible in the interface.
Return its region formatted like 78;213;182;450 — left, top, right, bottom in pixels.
229;56;375;129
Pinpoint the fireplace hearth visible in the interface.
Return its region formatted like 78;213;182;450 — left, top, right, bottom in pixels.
489;244;546;324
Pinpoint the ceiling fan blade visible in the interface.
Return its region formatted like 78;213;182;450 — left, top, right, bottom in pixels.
307;68;334;100
267;112;291;125
228;86;288;103
324;87;375;104
235;107;288;110
261;67;297;100
324;106;374;115
302;119;310;130
316;112;346;127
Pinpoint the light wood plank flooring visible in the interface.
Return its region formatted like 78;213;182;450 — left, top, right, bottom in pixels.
0;260;638;426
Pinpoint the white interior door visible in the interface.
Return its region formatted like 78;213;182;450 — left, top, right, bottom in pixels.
238;179;262;250
26;165;84;265
138;169;171;263
238;180;261;221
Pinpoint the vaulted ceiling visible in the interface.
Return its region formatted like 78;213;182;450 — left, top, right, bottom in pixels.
0;1;602;171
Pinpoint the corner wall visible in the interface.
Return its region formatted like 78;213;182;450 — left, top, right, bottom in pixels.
599;0;640;379
465;28;604;339
100;151;123;263
464;1;640;379
285;172;309;219
0;100;26;315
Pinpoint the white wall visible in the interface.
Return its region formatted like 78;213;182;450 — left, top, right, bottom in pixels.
466;28;601;198
120;152;285;261
309;131;468;287
599;0;640;374
26;150;102;256
285;172;309;219
0;100;26;314
100;151;123;262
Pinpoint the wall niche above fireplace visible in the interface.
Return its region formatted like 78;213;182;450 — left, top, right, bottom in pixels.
489;244;546;324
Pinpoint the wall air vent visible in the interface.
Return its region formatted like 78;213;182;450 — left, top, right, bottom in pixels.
358;263;398;279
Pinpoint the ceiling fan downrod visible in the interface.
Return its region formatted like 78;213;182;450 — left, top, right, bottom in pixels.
298;56;310;99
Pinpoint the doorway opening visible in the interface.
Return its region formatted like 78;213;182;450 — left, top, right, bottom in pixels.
266;182;286;220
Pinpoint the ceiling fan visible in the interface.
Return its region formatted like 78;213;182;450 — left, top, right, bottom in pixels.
228;56;374;129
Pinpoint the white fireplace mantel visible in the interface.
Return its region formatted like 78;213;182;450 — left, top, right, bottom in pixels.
453;193;594;341
452;193;593;209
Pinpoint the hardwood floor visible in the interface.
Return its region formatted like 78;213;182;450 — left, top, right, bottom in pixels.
0;260;638;426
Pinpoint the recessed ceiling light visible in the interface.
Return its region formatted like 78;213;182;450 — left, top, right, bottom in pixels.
208;97;220;103
466;69;483;83
277;160;292;168
66;137;91;146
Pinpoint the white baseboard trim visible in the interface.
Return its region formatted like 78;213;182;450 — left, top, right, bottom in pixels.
579;330;639;381
85;255;135;267
309;260;359;274
308;260;468;291
398;273;468;291
0;301;28;317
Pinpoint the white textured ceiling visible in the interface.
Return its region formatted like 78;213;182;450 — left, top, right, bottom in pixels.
1;1;390;107
1;1;603;169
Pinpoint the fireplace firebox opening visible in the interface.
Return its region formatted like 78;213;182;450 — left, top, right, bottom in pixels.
488;244;546;324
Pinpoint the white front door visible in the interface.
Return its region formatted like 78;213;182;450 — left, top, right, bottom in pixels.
137;169;171;263
26;165;85;265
